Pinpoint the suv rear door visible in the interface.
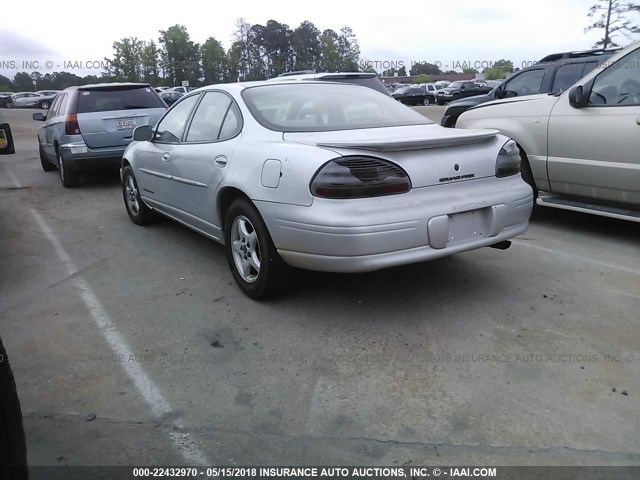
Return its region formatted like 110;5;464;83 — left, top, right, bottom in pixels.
75;85;166;149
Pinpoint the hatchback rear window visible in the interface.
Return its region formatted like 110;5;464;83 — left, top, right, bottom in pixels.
76;86;165;113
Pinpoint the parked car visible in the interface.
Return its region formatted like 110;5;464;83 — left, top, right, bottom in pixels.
457;41;640;223
0;125;28;480
0;93;14;108
159;91;183;106
417;83;439;105
392;86;427;105
32;82;167;187
154;86;170;93
35;90;61;109
166;86;196;94
6;92;47;109
441;47;621;127
434;80;451;89
436;81;493;105
121;81;532;299
268;71;392;96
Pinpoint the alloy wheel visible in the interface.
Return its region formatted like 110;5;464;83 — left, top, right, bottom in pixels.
230;215;261;283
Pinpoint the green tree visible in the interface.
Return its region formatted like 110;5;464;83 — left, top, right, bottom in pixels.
0;74;14;91
320;29;340;71
482;59;513;79
462;67;478;74
106;37;144;81
12;72;33;91
409;62;441;76
337;26;360;71
585;0;640;48
291;21;321;71
201;37;226;84
413;74;432;83
159;25;201;86
141;40;161;85
398;66;407;76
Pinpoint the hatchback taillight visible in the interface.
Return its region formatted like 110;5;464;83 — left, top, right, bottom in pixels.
65;114;81;135
310;156;411;199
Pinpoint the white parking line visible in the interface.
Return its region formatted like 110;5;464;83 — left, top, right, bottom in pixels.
29;207;212;465
513;240;640;276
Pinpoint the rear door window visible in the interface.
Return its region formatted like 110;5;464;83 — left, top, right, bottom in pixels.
77;86;165;113
185;92;232;142
551;63;586;93
154;94;200;143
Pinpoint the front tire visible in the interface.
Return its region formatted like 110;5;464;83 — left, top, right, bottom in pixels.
224;198;291;300
57;151;79;188
423;96;431;106
122;165;156;225
39;144;56;172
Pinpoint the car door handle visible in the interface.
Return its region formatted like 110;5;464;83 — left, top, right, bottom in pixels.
214;155;228;167
162;153;171;162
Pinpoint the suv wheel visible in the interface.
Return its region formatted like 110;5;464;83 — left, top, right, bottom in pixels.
57;152;79;188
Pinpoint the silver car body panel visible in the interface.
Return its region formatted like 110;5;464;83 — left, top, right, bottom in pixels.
125;82;532;273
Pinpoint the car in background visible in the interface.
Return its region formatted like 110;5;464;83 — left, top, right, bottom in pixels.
121;81;531;299
159;90;183;106
6;92;43;109
434;80;451;89
0;93;14;108
35;90;61;109
417;83;439;104
268;71;392;96
392;86;427;105
154;86;170;93
166;86;196;95
457;41;640;223
441;47;622;127
32;82;167;187
436;81;492;105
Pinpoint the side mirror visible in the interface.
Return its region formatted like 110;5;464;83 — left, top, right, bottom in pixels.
569;85;587;108
504;90;518;98
32;112;46;121
0;123;15;155
133;125;153;142
495;87;505;99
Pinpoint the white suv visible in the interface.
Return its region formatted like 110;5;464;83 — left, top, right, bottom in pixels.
457;41;640;223
267;71;391;96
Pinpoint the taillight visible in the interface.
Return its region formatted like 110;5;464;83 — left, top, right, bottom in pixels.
310;156;411;199
495;140;521;178
65;114;81;135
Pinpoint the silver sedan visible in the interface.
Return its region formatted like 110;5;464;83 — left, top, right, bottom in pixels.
121;82;533;298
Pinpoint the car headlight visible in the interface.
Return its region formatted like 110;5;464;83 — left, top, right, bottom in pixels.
310;156;411;199
495;140;521;178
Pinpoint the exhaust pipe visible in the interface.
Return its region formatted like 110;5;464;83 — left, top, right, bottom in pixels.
489;240;511;250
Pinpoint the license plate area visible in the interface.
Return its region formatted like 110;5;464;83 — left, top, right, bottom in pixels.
447;209;487;246
116;119;136;129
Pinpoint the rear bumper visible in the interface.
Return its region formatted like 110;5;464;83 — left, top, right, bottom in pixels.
59;143;125;171
255;175;533;273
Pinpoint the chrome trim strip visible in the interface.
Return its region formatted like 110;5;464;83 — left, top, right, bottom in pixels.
139;168;207;187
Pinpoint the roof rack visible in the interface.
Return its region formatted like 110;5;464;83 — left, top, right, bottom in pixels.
538;47;624;63
277;70;316;77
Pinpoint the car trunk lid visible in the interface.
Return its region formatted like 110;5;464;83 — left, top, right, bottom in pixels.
283;124;501;188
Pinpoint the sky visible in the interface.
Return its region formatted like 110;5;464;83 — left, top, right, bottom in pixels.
1;0;638;79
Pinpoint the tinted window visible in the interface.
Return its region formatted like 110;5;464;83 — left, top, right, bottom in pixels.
551;63;585;93
186;92;232;142
77;86;165;113
504;69;546;96
583;62;598;76
589;47;640;106
154;94;200;143
242;83;432;132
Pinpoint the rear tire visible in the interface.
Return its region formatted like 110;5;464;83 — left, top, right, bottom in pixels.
39;144;56;172
57;151;80;188
0;337;29;480
224;198;292;300
122;165;156;225
423;96;431;106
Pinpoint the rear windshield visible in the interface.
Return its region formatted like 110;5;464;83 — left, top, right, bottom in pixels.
315;76;391;96
76;86;165;113
242;83;432;132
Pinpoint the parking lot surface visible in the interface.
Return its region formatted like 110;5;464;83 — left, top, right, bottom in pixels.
0;107;639;466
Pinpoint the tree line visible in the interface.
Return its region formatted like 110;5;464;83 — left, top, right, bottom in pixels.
0;6;637;92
